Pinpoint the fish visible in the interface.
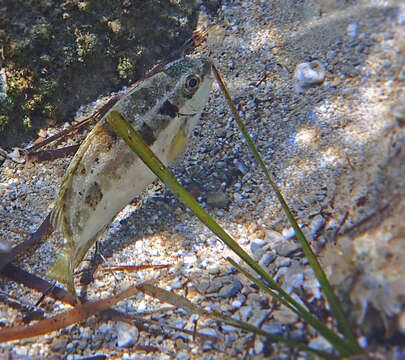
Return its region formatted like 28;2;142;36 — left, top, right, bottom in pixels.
49;57;213;297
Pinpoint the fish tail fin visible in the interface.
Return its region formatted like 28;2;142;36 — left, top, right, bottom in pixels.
47;249;77;298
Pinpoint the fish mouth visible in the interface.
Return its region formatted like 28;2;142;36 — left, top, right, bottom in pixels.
179;112;197;117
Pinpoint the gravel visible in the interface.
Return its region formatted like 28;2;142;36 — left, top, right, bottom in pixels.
1;0;404;359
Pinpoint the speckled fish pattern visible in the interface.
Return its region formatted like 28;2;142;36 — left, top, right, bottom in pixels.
49;57;213;294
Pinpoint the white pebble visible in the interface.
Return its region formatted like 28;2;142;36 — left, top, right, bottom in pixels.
282;227;296;240
8;148;21;161
309;336;333;351
254;336;265;354
35;179;44;189
115;321;139;348
183;254;197;265
294;61;326;92
264;229;283;243
358;336;368;349
347;22;358;38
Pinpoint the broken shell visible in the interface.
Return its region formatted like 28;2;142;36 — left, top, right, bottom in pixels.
294;60;326;93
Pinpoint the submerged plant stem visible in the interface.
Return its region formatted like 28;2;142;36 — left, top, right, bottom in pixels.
107;110;355;356
211;63;362;353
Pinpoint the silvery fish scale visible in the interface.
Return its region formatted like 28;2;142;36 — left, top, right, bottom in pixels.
50;57;213;294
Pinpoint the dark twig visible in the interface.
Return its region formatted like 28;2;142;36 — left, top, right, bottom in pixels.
1;263;77;306
34;282;57;307
340;203;390;236
332;211;349;245
27;145;80;163
0;213;53;273
0;290;45;322
0;265;219;344
26;97;119;155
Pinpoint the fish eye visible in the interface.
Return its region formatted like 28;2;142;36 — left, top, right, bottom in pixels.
184;74;201;93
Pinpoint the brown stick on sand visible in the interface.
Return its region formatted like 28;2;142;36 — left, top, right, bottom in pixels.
0;213;54;273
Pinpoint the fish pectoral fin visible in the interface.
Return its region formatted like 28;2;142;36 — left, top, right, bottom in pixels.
168;127;188;163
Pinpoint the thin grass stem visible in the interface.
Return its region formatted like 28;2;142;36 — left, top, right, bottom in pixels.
107;110;356;356
211;63;362;353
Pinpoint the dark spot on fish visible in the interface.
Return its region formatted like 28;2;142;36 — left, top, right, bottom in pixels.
95;157;99;164
123;151;136;168
139;122;156;145
126;86;158;116
85;182;103;210
80;168;86;175
159;100;179;118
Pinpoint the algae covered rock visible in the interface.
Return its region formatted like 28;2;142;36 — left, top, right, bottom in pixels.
0;0;209;147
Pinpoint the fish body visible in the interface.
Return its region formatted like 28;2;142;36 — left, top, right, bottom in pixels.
49;57;213;295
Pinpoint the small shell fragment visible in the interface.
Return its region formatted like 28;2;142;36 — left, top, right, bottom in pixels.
294;60;326;93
